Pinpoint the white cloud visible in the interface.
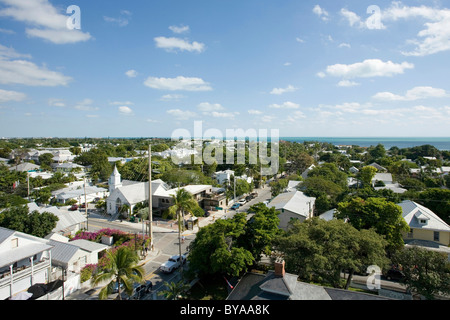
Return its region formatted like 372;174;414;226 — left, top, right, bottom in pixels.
144;76;212;91
48;98;65;107
337;80;360;87
167;109;197;119
25;28;91;44
197;102;224;112
125;69;138;78
211;111;235;119
296;37;305;43
0;0;92;44
169;25;190;34
104;10;132;27
287;111;306;122
154;36;205;53
313;5;329;21
0;44;72;86
268;101;300;109
261;115;276;123
110;101;134;106
0;89;26;103
338;42;351;49
74;99;98;111
118;106;133;115
248;109;262;115
373;86;448;101
340;3;450;56
270;85;298;95
160;94;185;101
321;59;414;79
382;3;450;56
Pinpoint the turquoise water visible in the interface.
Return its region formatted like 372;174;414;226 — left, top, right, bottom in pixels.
280;137;450;151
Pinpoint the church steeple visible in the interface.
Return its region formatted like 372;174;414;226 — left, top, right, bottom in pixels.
108;165;122;193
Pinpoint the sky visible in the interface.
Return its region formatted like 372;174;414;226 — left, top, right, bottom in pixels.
0;0;450;138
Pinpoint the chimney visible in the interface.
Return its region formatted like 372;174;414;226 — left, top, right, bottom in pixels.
274;259;285;277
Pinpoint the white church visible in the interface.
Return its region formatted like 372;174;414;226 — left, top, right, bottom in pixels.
106;166;214;217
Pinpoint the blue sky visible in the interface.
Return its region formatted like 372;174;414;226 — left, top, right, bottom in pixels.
0;0;450;138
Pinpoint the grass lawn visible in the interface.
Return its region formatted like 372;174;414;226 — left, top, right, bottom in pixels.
186;275;230;300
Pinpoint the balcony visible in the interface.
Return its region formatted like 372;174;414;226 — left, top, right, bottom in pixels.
0;258;51;287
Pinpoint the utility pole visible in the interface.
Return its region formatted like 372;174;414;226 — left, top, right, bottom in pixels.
27;171;30;201
84;176;88;230
148;144;153;251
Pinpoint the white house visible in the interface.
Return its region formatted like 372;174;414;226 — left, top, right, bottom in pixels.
27;203;86;237
398;200;450;247
215;169;235;185
268;191;315;230
372;173;407;194
0;227;53;300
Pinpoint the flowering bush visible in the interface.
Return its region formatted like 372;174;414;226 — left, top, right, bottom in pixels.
75;228;150;279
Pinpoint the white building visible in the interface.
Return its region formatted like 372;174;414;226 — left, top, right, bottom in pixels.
0;227;53;300
268;191;315;230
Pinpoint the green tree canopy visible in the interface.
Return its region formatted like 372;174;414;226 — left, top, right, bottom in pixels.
274;218;389;288
188;213;254;277
0;205;58;237
391;246;450;299
358;166;378;186
336;197;410;252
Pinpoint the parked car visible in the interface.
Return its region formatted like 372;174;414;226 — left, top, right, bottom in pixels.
132;280;153;299
383;268;405;281
160;254;187;273
69;204;78;211
231;203;240;210
238;198;246;205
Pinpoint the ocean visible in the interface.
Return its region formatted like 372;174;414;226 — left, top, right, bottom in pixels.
280;137;450;151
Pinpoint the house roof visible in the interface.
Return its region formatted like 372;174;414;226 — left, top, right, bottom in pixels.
268;191;315;218
9;162;40;172
26;203;86;232
0;227;53;268
48;240;81;267
69;239;108;253
398;200;450;232
227;270;391;300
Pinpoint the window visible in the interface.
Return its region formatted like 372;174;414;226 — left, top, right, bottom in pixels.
407;229;413;238
434;231;440;242
420;219;427;224
11;238;18;248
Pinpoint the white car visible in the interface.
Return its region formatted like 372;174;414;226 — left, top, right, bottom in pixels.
160;254;187;273
238;198;246;205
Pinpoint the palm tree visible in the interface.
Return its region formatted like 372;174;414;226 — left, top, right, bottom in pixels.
168;188;199;272
158;280;190;300
92;246;145;300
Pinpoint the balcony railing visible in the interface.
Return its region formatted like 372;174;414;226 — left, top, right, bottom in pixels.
0;259;51;287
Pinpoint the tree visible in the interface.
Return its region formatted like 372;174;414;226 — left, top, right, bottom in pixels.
417;189;450;225
188;213;255;277
336;197;410;252
38;153;54;169
274;218;388;288
0;205;58;237
369;143;386;160
391;246;450;299
237;203;281;262
168;188;200;272
269;178;288;197
158;280;190;300
358;166;378;186
92;247;145;300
